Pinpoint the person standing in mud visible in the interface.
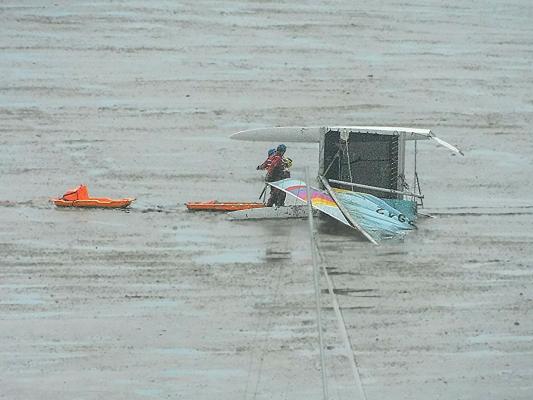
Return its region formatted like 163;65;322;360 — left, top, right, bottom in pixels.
265;144;289;207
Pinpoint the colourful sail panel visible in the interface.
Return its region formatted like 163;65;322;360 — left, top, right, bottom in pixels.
269;179;416;242
267;179;351;228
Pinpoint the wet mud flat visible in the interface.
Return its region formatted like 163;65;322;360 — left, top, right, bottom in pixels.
1;1;533;399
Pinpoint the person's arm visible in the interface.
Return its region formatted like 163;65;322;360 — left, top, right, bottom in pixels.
257;158;269;170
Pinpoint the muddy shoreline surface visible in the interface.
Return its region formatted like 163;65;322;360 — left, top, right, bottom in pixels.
1;2;532;399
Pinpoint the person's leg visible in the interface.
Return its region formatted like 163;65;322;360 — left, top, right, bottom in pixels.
276;191;286;207
266;187;277;207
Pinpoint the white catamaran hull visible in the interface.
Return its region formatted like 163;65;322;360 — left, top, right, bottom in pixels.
231;126;463;155
227;205;313;220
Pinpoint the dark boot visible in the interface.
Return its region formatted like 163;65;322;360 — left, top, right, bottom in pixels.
275;191;286;207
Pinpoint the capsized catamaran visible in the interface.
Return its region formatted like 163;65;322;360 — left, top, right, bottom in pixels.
230;125;463;243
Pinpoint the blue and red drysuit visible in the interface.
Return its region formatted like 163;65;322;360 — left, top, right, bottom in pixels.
265;154;289;207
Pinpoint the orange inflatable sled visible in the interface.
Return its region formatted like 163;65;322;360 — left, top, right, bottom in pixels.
52;185;135;208
186;201;265;212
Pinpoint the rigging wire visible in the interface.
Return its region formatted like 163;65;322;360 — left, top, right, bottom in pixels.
323;149;341;178
305;167;329;400
344;140;353;183
413;139;417;196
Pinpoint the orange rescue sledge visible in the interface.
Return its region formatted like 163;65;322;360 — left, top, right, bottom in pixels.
186;201;265;212
52;185;135;208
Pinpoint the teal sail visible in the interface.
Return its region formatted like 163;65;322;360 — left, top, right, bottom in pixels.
381;199;418;222
332;189;416;241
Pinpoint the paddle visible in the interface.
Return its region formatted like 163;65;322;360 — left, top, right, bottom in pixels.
259;184;267;200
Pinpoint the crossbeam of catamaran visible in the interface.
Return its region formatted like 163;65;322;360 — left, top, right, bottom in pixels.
329;179;424;199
